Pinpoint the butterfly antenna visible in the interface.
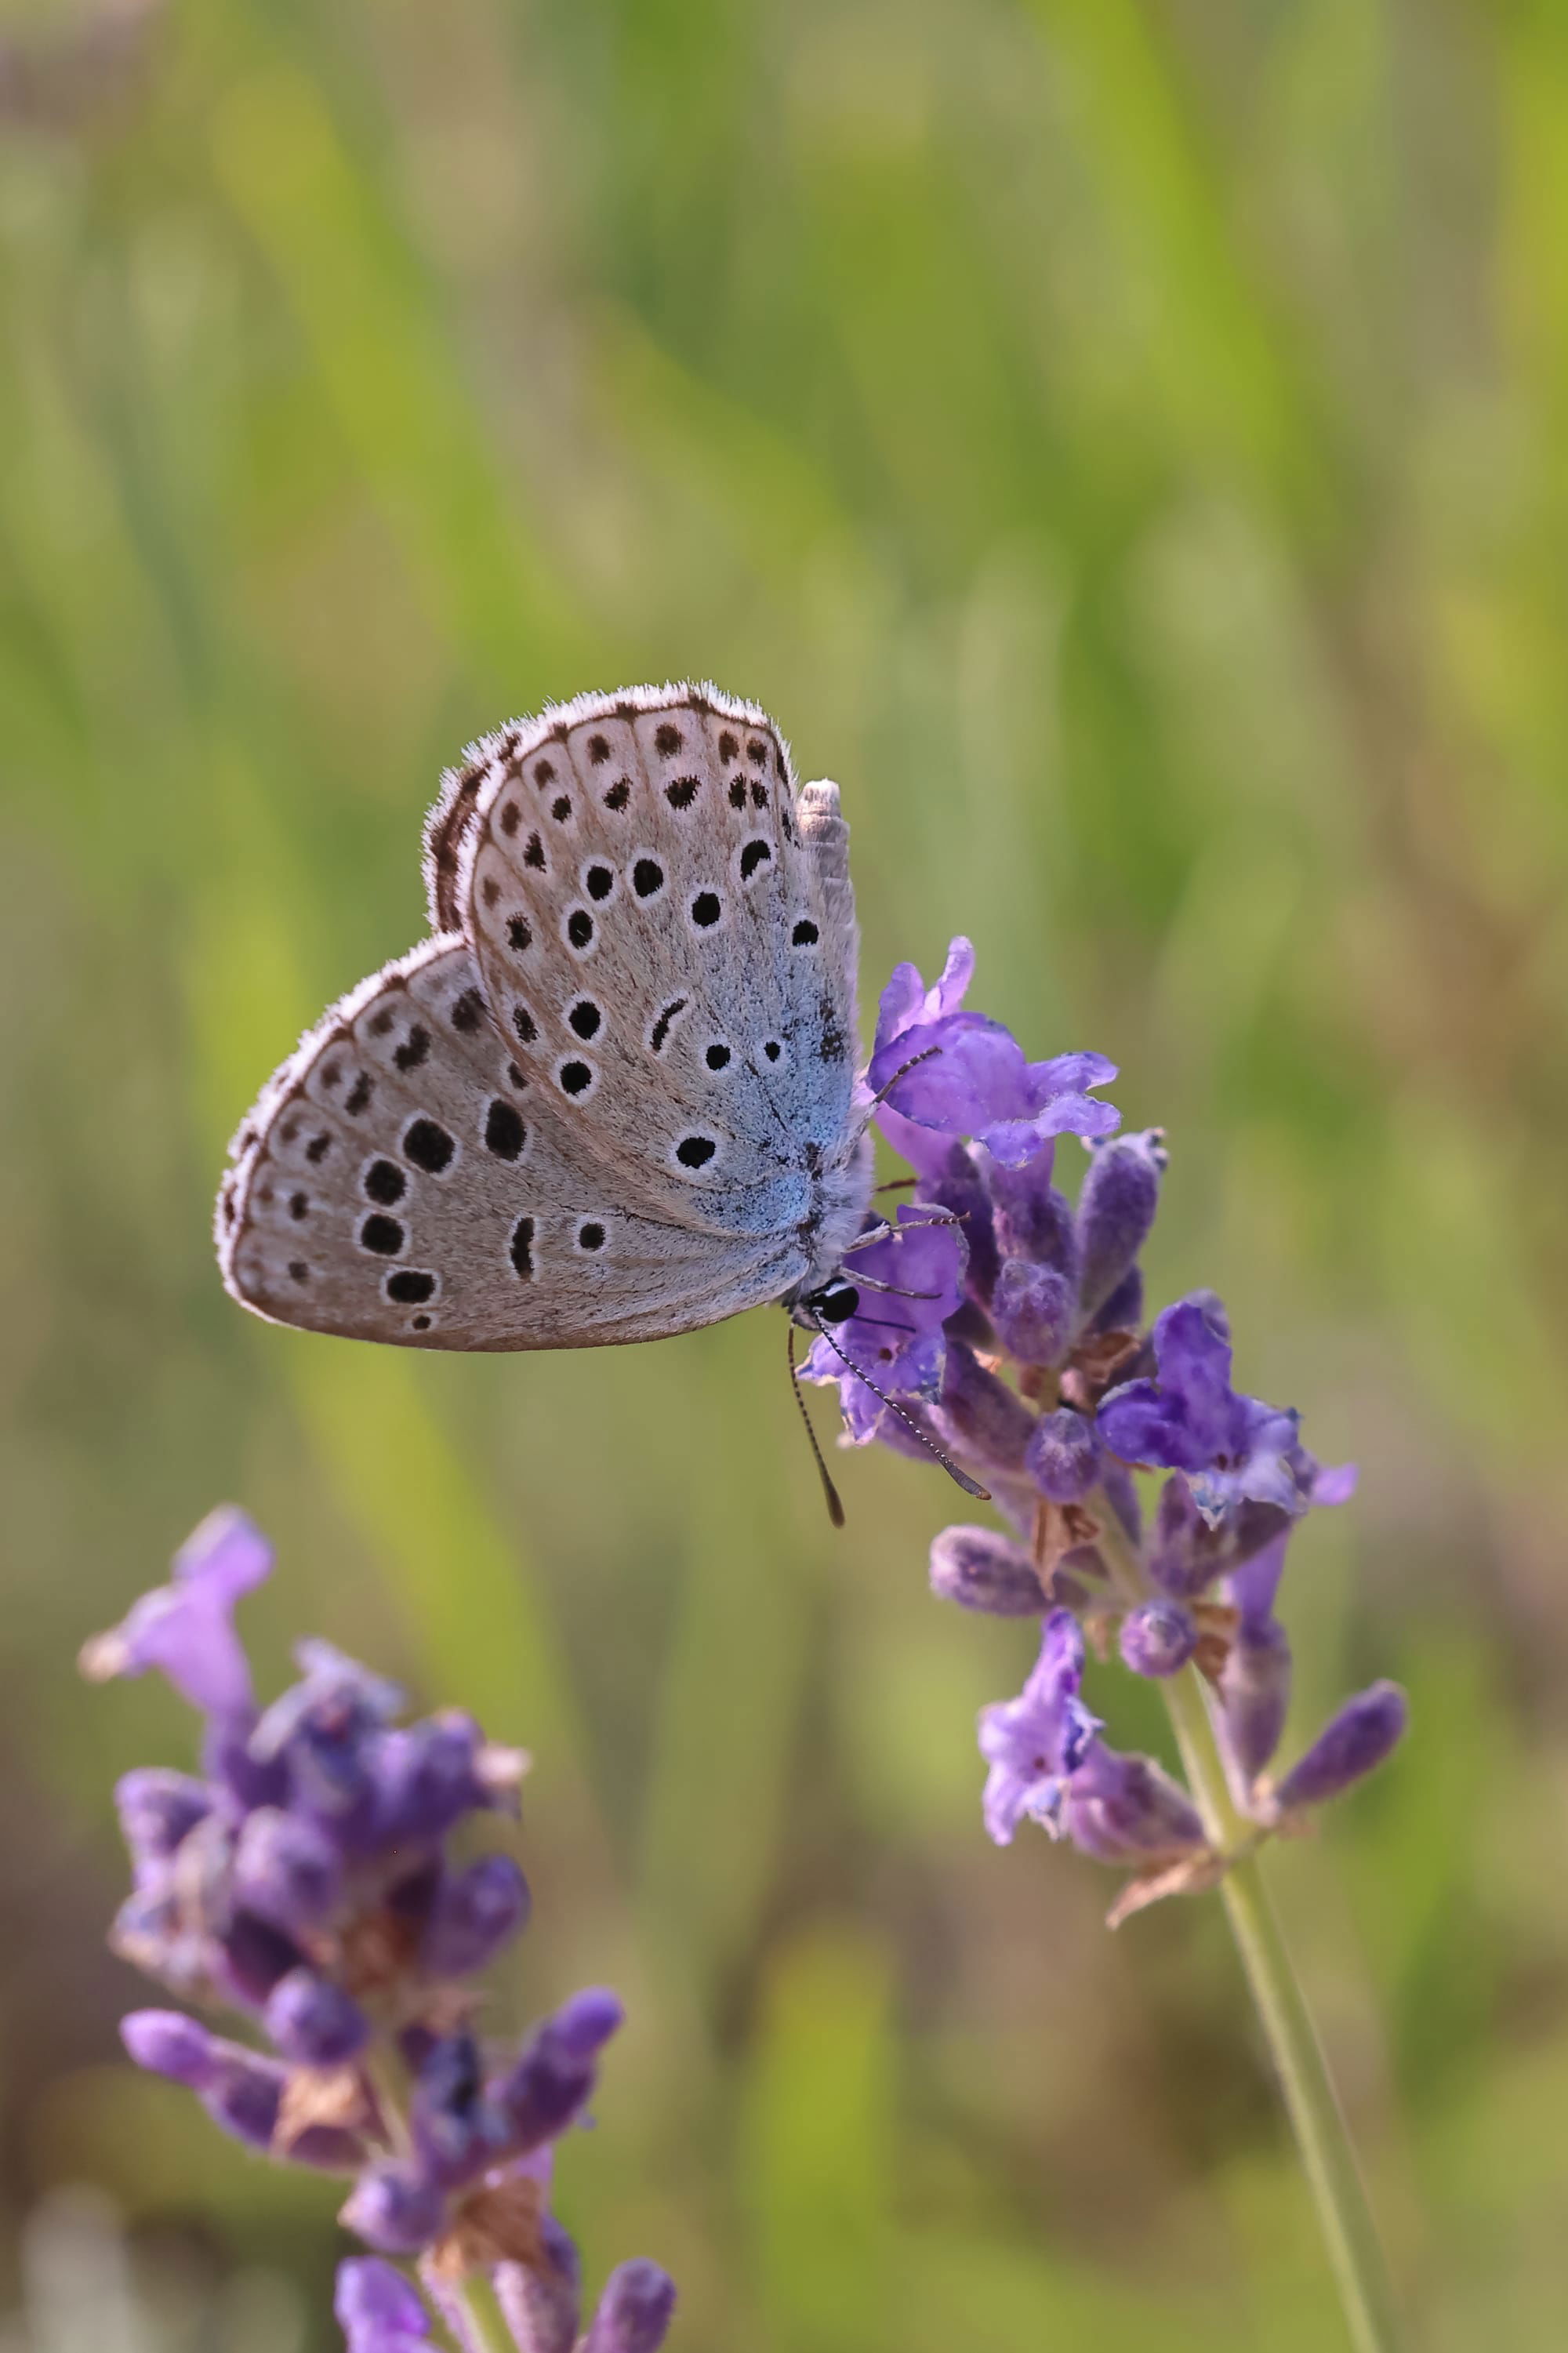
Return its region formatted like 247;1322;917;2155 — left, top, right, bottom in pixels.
786;1321;846;1529
807;1317;991;1503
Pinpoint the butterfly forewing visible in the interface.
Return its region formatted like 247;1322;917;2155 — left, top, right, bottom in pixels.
216;938;802;1349
448;685;862;1238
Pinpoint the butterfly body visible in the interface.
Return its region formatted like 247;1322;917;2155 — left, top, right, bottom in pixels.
216;685;874;1353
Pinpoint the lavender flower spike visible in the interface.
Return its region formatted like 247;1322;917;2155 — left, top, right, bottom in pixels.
93;1509;677;2335
978;1611;1101;1845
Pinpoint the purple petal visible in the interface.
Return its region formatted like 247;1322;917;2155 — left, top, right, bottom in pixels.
1310;1460;1359;1507
1097;1377;1211;1474
81;1507;271;1722
873;939;975;1059
978;1613;1102;1845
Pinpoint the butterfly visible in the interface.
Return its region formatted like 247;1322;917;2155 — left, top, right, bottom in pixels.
217;686;988;1506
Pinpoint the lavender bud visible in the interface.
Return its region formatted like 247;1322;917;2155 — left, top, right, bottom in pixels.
1076;1131;1167;1321
213;1908;305;2009
929;1526;1049;1617
551;1987;625;2061
1064;1750;1205;1861
201;2046;287;2152
1118;1600;1198;1679
1100;1458;1142;1545
264;1967;369;2066
121;2009;216;2090
341;2163;446;2255
1272;1683;1408;1813
1218;1618;1292;1781
985;1149;1078;1279
581;2262;679;2353
989;1258;1075;1366
935;1343;1038;1474
111;1886;207;1994
114;1770;211;1876
1025;1408;1101;1503
370;1714;487;1847
335;2257;433;2349
420;1855;532;1978
232;1807;343;1933
495;2220;583;2353
496;1991;623;2153
410;2032;494;2188
1091;1263;1144;1335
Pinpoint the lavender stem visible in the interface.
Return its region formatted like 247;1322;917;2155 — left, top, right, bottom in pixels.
1093;1496;1404;2353
449;2275;518;2353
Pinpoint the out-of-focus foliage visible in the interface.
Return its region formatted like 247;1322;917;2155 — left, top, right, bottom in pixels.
2;1;1566;2344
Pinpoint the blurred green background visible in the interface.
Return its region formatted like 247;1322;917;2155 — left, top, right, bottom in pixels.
3;0;1567;2344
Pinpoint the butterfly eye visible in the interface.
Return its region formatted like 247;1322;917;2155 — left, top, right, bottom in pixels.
812;1279;859;1326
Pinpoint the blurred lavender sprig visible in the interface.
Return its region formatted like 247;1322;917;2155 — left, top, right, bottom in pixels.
805;939;1407;1925
84;1512;675;2353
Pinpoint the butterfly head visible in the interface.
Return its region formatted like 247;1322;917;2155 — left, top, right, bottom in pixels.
794;1275;860;1330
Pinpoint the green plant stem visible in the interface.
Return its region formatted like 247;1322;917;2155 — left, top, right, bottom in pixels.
451;2274;517;2353
1093;1500;1404;2353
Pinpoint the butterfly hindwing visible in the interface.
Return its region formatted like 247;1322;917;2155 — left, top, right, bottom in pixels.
216;938;803;1349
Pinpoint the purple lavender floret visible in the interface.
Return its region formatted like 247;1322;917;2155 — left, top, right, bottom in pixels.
869;939;1118;1171
1097;1294;1305;1527
836;941;1405;1914
801;1204;967;1439
978;1611;1101;1844
90;1512;673;2344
